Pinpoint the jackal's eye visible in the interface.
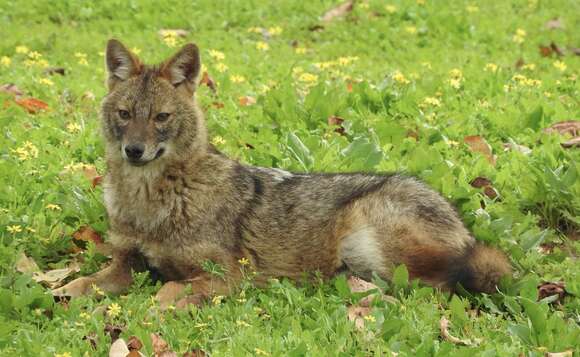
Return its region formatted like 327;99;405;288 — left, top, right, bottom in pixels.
155;112;170;123
118;110;130;120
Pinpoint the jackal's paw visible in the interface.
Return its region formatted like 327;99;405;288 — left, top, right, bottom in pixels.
52;277;96;298
155;281;187;309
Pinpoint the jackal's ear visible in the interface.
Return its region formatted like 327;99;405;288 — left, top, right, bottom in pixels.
161;43;201;91
105;39;142;89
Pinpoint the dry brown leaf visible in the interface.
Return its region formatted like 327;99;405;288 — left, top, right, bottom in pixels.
151;333;177;357
347;276;378;293
212;101;225;109
16;252;40;274
545;351;573;357
83;332;98;350
105;324;124;342
109;338;130;357
347;306;371;330
503;142;532;155
544;121;580;148
0;83;24;97
544;18;564;30
321;0;355;22
328;116;346;135
183;350;207;357
158;29;189;38
199;71;217;94
238;96;257;107
469;177;499;200
32;263;80;288
569;47;580;56
73;226;104;245
439;317;481;346
127;336;143;351
539;42;564;57
464;136;496;165
538;281;567;303
15;97;49;113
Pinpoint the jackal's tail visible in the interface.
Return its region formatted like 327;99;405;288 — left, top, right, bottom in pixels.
452;243;512;293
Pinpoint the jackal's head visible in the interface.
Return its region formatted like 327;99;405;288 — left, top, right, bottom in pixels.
101;39;206;167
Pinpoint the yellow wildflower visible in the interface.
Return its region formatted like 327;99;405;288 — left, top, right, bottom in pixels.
238;257;250;266
292;66;304;75
385;5;397;13
422;97;441;107
230;75;246;83
131;47;141;55
512;29;526;44
7;225;22;233
54;353;72;357
314;61;335;70
256;41;269;51
66;122;82;133
12;142;39;161
45;204;61;211
298;73;318;83
543;91;552;98
364;315;376;322
15;45;29;54
416;0;425;5
405;26;417;34
208;49;225;61
91;283;105;296
212;295;225;305
295;47;307;54
38;78;54;86
236;320;251;327
484;63;498;73
553;61;566;72
449;78;462;89
1;56;11;67
392;70;410;84
28;51;42;60
75;52;88;66
247;26;262;33
521;63;536;71
268;26;283;35
26;227;36;233
215;62;229;73
79;312;91;320
162;33;178;48
107;303;121;317
211;136;226;146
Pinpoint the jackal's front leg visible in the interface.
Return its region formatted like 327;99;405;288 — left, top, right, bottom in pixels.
53;249;142;297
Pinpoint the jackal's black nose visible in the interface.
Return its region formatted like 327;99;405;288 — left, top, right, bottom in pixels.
125;144;145;160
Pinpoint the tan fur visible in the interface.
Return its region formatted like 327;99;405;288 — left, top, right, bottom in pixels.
53;40;512;302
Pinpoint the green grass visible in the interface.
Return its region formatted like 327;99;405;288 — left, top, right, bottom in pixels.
1;0;579;355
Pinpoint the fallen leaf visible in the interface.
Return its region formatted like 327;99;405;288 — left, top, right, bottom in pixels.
538;281;567;303
151;333;177;357
569;47;580;56
439;317;481;346
544;18;564;30
514;58;525;69
545;351;573;357
321;0;354;23
44;67;66;76
238;96;257;106
15;97;49;113
347;306;371;330
0;83;24;97
92;175;104;188
544;121;580;148
469;177;499;200
347;276;379;293
212;101;224;109
503;142;532;155
539;42;564;57
109;338;130;357
16;252;40;274
183;351;207;357
105;324;124;342
464;136;496;165
328;116;346;135
83;332;98;350
199;71;217;94
158;29;189;38
33;266;79;287
73;226;104;245
127;336;143;351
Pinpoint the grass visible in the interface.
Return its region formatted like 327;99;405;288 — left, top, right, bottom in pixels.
0;0;579;355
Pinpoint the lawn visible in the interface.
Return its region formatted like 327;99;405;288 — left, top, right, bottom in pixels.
0;0;579;356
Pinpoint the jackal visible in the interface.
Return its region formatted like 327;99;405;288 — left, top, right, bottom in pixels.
53;40;511;306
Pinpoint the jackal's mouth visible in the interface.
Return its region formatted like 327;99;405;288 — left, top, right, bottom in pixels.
126;148;166;167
